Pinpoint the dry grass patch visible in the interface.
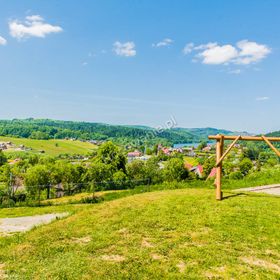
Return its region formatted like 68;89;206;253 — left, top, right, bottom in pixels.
100;255;125;262
265;249;280;259
71;236;91;244
141;238;154;248
176;260;186;273
0;264;7;279
151;254;165;260
240;256;280;274
204;266;227;279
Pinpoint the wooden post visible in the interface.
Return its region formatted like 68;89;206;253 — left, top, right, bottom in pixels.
216;136;224;200
208;134;280;201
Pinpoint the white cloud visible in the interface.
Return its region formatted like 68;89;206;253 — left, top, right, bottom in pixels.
182;43;194;55
113;41;136;57
229;69;241;74
256;96;270;101
199;44;238;65
0;36;7;45
9;15;63;40
153;38;173;48
184;40;271;66
25;15;44;22
194;42;218;51
235;40;271;65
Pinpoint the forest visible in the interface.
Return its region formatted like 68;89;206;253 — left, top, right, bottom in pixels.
0;118;234;145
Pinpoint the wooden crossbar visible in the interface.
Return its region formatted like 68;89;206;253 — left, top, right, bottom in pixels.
209;135;280;142
208;134;280;201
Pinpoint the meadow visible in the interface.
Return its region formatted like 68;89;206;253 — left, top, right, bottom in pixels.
0;136;97;156
0;186;279;279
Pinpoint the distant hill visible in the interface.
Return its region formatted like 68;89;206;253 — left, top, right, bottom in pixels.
266;131;280;137
0;119;247;146
173;127;234;139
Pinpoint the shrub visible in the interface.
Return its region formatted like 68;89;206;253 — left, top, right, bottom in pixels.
229;171;243;180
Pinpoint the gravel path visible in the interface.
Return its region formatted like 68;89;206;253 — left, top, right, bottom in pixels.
0;213;68;235
235;184;280;196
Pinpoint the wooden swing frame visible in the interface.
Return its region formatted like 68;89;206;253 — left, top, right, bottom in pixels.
208;135;280;200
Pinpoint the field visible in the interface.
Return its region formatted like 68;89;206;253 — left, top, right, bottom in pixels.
184;156;199;166
0;136;97;156
0;188;279;279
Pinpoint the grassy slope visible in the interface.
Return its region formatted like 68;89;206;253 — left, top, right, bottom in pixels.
0;136;97;156
0;188;279;279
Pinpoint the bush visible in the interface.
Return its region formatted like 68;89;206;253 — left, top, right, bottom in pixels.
229;171;243;180
1;198;16;208
239;158;253;176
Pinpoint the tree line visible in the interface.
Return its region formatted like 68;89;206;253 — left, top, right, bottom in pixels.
0;141;192;207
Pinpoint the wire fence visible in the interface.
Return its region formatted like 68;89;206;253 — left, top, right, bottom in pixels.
0;178;151;206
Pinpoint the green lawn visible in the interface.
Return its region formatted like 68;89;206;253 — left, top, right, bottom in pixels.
0;188;279;279
0;136;97;156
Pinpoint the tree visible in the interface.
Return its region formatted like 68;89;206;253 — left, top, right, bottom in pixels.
24;165;52;199
243;144;260;160
0;151;7;166
203;156;216;178
83;162;113;190
30;131;50;140
239;158;253;176
96;141;126;172
127;160;146;181
144;157;163;184
51;161;82;194
163;158;189;182
112;170;128;189
197;141;207;151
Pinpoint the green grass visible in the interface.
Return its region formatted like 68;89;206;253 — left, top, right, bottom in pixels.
0;188;279;279
223;167;280;190
0;204;91;218
40;190;129;205
0;136;97;156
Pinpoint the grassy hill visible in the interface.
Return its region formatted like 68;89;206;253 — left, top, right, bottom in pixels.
0;136;97;156
0;188;279;279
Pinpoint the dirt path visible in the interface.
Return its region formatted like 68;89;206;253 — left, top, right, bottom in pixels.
235;184;280;196
0;213;68;235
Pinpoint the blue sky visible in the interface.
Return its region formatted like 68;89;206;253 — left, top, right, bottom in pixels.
0;0;279;133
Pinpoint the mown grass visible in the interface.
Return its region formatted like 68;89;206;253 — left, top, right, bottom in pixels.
40;190;129;206
0;188;279;279
0;204;90;218
0;136;97;156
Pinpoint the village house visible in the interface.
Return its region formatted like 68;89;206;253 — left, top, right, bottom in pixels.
127;150;142;158
202;145;212;152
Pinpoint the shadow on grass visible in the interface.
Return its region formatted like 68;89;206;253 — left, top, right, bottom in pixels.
222;192;248;200
223;191;280;200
